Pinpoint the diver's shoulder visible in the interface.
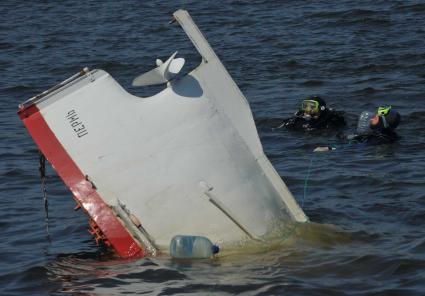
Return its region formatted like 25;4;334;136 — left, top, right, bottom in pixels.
327;108;345;117
321;108;346;127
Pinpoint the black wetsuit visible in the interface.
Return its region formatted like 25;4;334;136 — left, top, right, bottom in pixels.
280;109;346;131
346;128;399;145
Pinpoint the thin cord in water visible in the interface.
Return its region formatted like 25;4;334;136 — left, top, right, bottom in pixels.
39;151;51;240
280;154;315;242
302;155;315;208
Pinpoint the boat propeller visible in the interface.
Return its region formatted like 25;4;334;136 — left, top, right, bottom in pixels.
132;51;185;87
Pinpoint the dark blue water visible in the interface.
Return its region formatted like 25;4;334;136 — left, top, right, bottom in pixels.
2;1;425;295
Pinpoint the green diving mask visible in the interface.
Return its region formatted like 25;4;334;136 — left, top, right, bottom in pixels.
301;100;320;113
377;105;391;116
377;106;392;128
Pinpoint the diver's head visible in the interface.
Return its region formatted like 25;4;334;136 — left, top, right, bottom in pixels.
300;96;326;120
370;106;401;131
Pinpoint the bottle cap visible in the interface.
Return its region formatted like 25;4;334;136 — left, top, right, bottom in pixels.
212;245;220;254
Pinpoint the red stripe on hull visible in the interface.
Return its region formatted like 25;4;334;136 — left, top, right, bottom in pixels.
18;105;145;258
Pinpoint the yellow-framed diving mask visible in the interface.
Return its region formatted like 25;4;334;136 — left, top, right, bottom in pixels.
377;106;391;116
301;100;320;114
377;106;392;128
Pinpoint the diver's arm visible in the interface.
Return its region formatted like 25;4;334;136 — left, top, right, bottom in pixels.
314;133;369;152
277;118;293;128
277;112;302;128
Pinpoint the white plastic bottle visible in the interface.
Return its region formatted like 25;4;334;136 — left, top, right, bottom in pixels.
170;235;219;259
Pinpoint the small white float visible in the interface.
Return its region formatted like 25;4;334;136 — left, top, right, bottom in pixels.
18;10;307;258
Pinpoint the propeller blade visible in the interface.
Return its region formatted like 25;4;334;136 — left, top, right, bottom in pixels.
132;52;185;87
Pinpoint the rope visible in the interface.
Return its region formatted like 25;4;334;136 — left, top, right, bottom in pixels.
302;155;315;208
38;151;50;238
279;153;315;243
302;142;353;205
284;140;356;240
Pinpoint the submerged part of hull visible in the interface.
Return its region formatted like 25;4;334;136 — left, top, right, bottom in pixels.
18;10;307;258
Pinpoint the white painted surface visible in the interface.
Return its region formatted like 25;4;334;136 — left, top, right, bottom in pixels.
33;10;307;249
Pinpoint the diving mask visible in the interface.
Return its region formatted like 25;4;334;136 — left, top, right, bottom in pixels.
376;106;392;129
377;106;391;116
301;100;320;114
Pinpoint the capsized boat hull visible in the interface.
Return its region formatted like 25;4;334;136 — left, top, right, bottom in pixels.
18;10;307;258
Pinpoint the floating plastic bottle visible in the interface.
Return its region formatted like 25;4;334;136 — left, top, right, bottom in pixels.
356;111;374;135
170;235;219;259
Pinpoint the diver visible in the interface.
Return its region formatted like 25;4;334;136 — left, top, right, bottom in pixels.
278;96;346;131
314;105;401;152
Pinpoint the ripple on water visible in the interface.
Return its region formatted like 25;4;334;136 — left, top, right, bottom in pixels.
2;0;425;295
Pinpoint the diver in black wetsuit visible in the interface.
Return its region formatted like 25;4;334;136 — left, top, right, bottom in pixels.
314;106;401;152
278;96;346;132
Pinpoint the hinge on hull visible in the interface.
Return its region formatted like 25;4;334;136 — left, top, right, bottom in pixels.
19;68;91;109
87;70;95;83
113;199;159;256
88;219;111;248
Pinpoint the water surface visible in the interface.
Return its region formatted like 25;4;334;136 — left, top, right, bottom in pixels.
1;1;425;295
